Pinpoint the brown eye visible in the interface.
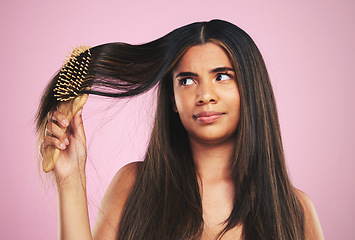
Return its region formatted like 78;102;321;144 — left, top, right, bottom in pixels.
216;73;232;81
179;78;195;86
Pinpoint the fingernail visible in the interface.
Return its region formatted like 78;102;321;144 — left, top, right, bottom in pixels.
60;143;66;149
64;138;69;145
62;119;69;127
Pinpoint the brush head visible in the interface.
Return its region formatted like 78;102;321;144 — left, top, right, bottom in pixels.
54;45;91;101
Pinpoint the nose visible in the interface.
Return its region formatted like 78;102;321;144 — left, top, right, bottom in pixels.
196;82;218;105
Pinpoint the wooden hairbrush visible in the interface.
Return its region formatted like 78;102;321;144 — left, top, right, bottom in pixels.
42;45;91;173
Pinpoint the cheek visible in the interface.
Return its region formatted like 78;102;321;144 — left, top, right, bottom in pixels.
226;92;241;121
171;96;178;112
172;85;179;112
175;100;191;120
174;93;193;126
173;88;189;113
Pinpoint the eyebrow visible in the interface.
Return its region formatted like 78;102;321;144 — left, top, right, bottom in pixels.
210;67;234;73
175;72;198;78
175;67;235;79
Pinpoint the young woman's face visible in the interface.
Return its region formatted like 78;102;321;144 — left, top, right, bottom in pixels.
173;43;240;145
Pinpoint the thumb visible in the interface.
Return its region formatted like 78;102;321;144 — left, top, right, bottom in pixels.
72;108;86;142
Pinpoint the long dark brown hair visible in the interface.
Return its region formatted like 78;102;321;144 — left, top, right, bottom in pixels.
36;20;304;239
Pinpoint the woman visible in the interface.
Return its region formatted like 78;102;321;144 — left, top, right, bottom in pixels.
37;20;324;239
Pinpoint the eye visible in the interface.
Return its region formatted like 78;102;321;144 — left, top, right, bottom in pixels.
178;78;195;86
216;73;233;81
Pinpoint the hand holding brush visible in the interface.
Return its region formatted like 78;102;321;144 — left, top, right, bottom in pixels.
41;45;91;173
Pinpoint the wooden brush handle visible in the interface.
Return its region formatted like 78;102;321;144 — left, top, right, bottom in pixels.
42;94;88;173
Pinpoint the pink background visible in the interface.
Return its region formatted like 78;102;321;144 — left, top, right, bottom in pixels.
1;0;354;239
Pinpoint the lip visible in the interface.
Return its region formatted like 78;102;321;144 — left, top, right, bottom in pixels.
193;111;225;124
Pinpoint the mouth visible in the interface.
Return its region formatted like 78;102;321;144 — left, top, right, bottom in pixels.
193;111;225;124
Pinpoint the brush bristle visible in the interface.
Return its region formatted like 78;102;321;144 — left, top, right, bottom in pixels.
54;45;91;101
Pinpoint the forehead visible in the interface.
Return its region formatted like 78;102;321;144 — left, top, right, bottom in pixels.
173;43;233;73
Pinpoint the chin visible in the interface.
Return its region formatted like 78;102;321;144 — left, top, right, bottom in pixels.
189;132;237;145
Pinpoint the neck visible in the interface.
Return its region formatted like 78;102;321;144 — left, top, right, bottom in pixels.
189;137;235;184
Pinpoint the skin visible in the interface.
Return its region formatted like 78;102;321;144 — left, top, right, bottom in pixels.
41;43;324;240
172;43;242;238
173;43;240;146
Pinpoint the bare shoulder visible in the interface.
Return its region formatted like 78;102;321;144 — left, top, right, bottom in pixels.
93;161;142;240
294;188;324;240
111;161;141;188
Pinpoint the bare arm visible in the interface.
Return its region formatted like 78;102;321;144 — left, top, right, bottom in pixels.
41;108;92;240
41;109;139;239
295;189;324;240
92;162;139;239
56;162;138;240
42;109;138;240
56;173;92;240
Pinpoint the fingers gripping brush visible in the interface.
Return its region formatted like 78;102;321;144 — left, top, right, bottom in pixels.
42;45;91;173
